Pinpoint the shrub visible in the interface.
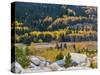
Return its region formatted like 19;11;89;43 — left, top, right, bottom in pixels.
38;39;43;43
56;51;64;60
90;60;97;68
15;46;30;68
64;52;71;67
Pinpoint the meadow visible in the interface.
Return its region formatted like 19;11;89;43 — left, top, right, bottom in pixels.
15;41;97;68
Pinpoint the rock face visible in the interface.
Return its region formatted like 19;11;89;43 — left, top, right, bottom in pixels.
55;60;66;67
47;63;64;71
70;53;89;66
66;67;91;70
15;62;24;73
14;54;91;73
55;56;66;67
55;53;90;67
24;67;52;73
30;56;41;66
30;56;52;67
29;63;37;68
11;62;24;73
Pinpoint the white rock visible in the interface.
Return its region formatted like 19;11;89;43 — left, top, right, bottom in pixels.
70;53;87;66
55;60;65;67
30;56;41;66
66;66;91;70
92;56;97;62
40;61;46;67
83;58;90;67
46;61;52;65
29;63;38;68
24;66;52;73
40;67;52;72
24;67;40;73
14;62;24;73
47;63;64;71
24;68;35;73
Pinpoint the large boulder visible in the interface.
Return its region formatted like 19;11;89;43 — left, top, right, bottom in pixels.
30;56;41;66
29;63;38;68
37;56;47;67
41;67;52;72
55;53;89;67
24;67;52;73
40;61;47;67
70;53;88;66
24;67;41;73
47;63;65;71
55;60;65;67
11;62;24;73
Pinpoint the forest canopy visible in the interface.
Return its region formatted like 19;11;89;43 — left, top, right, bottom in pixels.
12;2;97;44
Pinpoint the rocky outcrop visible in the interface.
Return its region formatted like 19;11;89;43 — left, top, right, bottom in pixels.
30;56;41;66
14;53;92;73
11;62;24;73
54;53;90;67
70;53;90;67
66;66;91;70
47;63;64;71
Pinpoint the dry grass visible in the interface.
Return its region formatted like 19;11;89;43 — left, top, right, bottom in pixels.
20;41;97;62
66;41;97;51
26;48;70;62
